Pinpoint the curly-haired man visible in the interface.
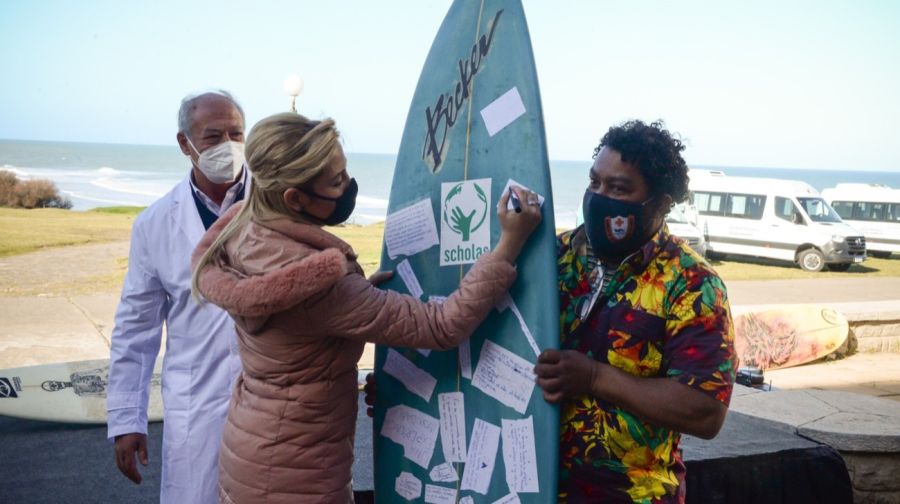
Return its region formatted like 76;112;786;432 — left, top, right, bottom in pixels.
535;120;737;503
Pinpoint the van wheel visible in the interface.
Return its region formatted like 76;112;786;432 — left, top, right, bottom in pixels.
798;249;825;272
826;263;851;272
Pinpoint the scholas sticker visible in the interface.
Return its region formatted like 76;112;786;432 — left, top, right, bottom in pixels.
440;178;492;266
0;377;18;398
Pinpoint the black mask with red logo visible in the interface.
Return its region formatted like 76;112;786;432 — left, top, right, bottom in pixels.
582;190;653;258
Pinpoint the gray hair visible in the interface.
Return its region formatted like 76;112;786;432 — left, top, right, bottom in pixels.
177;90;245;139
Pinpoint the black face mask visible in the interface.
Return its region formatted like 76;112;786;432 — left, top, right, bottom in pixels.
299;178;358;226
582;190;653;258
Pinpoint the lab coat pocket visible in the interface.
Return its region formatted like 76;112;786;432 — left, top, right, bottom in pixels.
161;366;191;412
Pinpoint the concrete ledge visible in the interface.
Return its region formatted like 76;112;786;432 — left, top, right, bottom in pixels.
731;388;900;453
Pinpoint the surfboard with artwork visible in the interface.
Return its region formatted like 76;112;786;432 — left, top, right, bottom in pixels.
734;305;849;370
372;0;559;501
0;359;163;424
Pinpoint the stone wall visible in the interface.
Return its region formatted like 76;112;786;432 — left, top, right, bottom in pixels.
841;451;900;504
846;311;900;354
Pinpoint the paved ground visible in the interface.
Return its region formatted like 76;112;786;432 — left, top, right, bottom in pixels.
2;241;899;399
1;243;893;502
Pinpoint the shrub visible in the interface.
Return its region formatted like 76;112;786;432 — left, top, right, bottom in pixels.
0;170;73;209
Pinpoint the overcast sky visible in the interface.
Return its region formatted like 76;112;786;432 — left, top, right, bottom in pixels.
2;0;898;170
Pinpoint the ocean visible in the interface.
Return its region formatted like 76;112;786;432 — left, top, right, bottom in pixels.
2;139;899;229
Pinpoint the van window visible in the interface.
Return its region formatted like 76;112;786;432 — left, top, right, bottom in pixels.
797;197;842;223
855;201;892;221
775;197;803;223
891;204;900;222
831;201;853;220
726;193;766;220
695;191;725;216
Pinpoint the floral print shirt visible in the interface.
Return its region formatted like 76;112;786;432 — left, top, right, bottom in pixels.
557;225;736;503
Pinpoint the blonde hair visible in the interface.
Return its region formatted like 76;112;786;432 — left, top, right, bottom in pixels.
191;113;341;300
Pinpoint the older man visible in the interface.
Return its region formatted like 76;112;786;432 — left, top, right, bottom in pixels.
107;90;247;503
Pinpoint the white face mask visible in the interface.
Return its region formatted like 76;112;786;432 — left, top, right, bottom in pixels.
186;137;245;184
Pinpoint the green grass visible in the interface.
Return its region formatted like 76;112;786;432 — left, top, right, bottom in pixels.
0;207;138;257
326;222;385;277
710;254;900;281
3;207;898;281
89;206;145;215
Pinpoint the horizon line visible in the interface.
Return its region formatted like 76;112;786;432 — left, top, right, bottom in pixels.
2;137;898;174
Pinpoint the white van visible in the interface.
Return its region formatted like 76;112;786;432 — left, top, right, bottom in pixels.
689;171;866;271
666;203;707;257
822;183;900;259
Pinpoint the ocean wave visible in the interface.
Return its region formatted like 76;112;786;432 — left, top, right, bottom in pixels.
61;190;138;207
356;195;389;209
2;166;32;179
91;177;169;198
97;167;121;175
349;213;387;225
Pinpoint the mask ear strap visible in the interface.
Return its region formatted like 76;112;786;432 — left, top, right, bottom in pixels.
184;136;201;156
296;186;339;202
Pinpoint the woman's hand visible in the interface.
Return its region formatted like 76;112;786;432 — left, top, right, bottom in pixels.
534;349;600;404
368;270;394;287
493;186;542;264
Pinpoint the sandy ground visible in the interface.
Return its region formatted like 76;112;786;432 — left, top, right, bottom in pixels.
1;239;898;402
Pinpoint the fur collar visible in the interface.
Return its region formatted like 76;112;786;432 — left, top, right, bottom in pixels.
192;204;349;317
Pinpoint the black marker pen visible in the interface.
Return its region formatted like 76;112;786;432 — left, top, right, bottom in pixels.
509;189;522;213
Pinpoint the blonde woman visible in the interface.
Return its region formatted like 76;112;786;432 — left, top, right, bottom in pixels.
191;112;541;503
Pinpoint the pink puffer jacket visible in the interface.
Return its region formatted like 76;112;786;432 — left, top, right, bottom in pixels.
192;204;517;504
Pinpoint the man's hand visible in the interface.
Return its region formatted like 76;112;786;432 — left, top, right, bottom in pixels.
114;432;148;484
363;372;376;418
368;270;394;287
534;349;599;403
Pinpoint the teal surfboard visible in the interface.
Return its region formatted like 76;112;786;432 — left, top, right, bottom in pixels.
374;1;559;501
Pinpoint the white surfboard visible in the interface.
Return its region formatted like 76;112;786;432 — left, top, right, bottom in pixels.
0;359;163;424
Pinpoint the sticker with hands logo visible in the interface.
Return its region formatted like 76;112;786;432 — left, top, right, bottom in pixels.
440;178;492;265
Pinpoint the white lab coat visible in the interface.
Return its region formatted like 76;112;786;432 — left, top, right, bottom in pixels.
107;176;241;503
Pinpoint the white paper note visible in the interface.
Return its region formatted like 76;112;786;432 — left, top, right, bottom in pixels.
459;339;473;380
439;392;467;463
493;493;522;504
496;293;541;357
460;497;475;504
471;340;536;414
502;417;540;493
397;258;425;300
502;179;545;211
460;418;501;495
382;405;440;469
430;462;460;483
480;87;526;137
425;484;458;504
385;199;440;259
384;349;437;402
395;471;422;501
